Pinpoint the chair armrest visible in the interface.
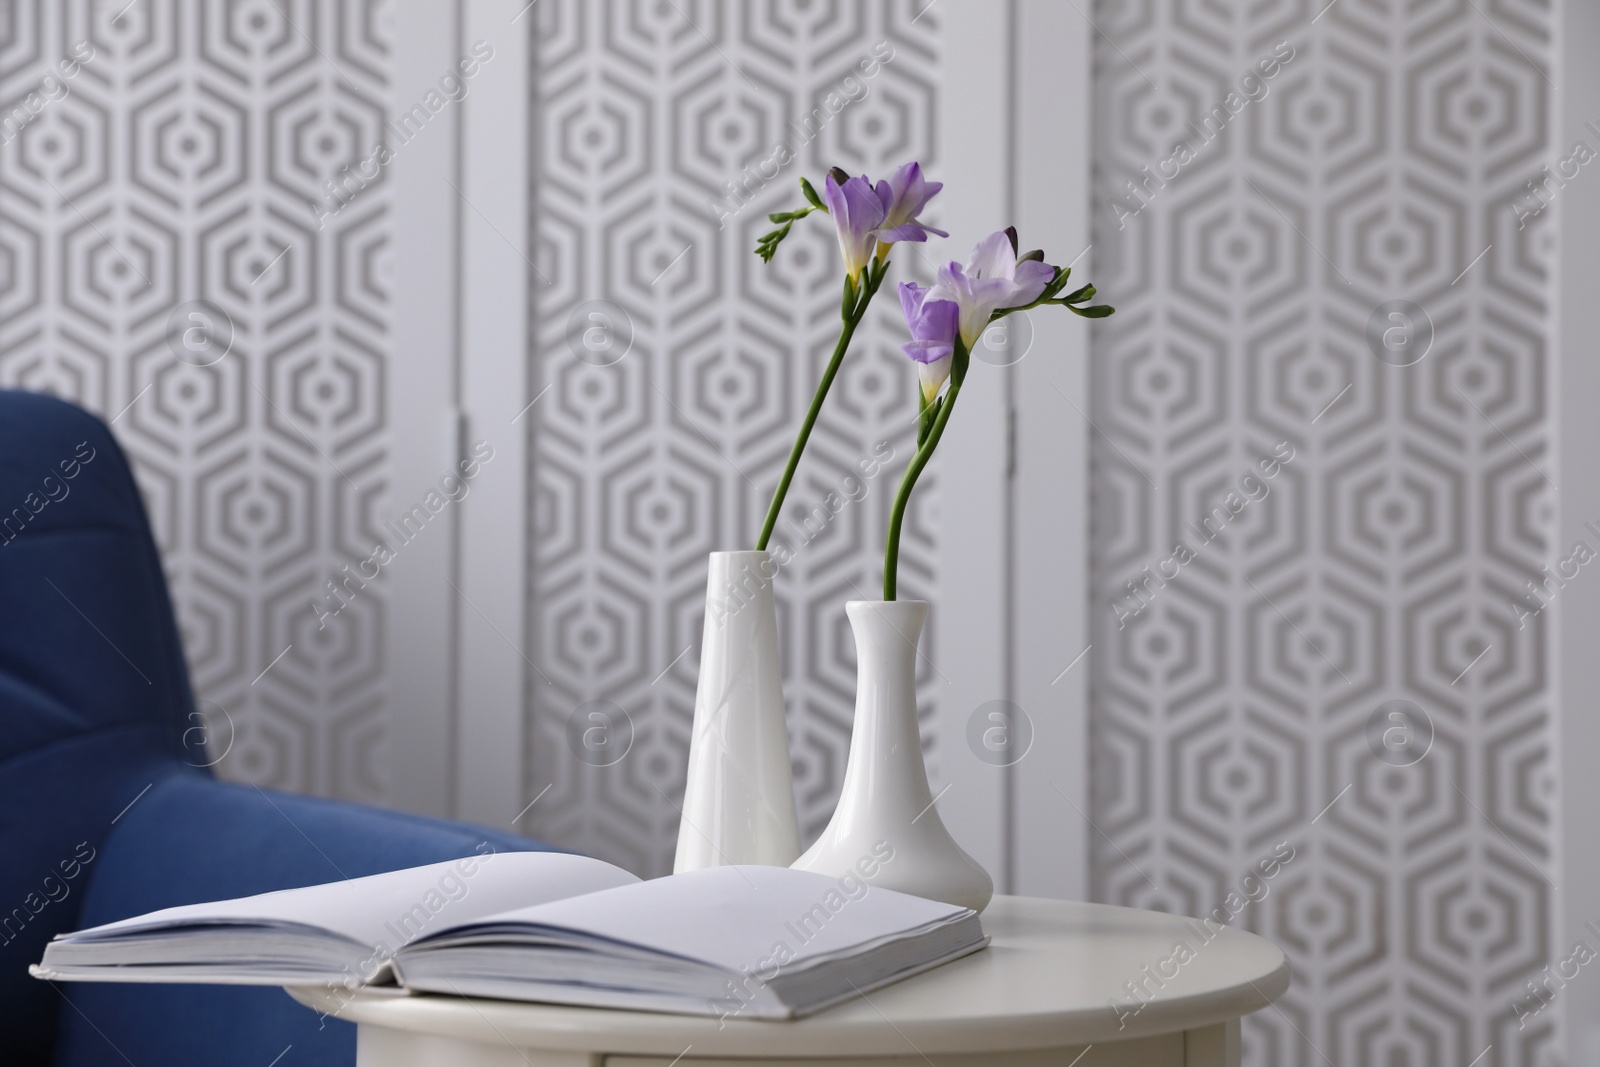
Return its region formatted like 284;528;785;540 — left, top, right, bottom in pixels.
48;774;556;1067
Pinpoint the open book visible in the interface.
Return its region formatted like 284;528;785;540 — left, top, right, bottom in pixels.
31;851;986;1020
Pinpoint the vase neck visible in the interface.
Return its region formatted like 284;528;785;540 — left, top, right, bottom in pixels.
847;600;928;671
839;600;933;809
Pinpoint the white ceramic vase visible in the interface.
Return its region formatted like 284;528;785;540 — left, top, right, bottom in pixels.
674;550;801;872
793;600;993;912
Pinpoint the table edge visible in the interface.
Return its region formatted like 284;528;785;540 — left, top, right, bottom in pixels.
287;958;1291;1056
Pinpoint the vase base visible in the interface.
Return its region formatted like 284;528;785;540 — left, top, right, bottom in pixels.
794;824;994;913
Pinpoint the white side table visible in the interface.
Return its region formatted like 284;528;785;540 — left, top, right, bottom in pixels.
288;896;1288;1067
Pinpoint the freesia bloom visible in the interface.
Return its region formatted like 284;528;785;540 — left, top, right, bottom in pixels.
898;282;961;402
882;227;1110;603
927;228;1056;350
823;171;887;280
823;163;946;279
875;162;948;244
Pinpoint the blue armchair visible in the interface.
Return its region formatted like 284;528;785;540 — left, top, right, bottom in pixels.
0;390;554;1066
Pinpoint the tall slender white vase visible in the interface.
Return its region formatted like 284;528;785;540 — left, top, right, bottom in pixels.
793;600;993;912
674;550;801;871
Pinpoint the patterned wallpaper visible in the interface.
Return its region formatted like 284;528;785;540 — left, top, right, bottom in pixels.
522;0;942;877
3;2;1568;1059
1089;2;1557;1065
0;0;392;801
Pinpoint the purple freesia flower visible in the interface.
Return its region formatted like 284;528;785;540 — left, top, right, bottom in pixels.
875;162;948;244
927;229;1056;350
824;163;947;279
823;171;887;280
898;282;961;402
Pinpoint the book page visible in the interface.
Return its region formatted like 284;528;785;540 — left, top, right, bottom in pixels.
418;865;969;972
65;852;637;960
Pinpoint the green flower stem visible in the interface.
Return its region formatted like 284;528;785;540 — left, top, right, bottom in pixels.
883;355;965;601
755;266;887;551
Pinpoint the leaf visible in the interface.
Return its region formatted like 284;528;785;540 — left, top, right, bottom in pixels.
769;204;821;225
1059;284;1096;304
1069;303;1116;318
755;222;794;263
1042;266;1073;298
800;176;827;212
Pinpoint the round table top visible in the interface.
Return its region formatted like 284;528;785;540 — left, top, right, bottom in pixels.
288;895;1289;1058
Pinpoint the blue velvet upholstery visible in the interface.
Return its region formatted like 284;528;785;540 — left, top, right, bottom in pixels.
0;391;554;1066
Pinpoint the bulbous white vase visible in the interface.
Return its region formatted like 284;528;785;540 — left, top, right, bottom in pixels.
793;600;993;912
674;550;801;872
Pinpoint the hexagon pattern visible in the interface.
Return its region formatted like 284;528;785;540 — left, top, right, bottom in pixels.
0;0;390;802
2;5;1561;1059
1091;4;1557;1065
524;0;941;878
